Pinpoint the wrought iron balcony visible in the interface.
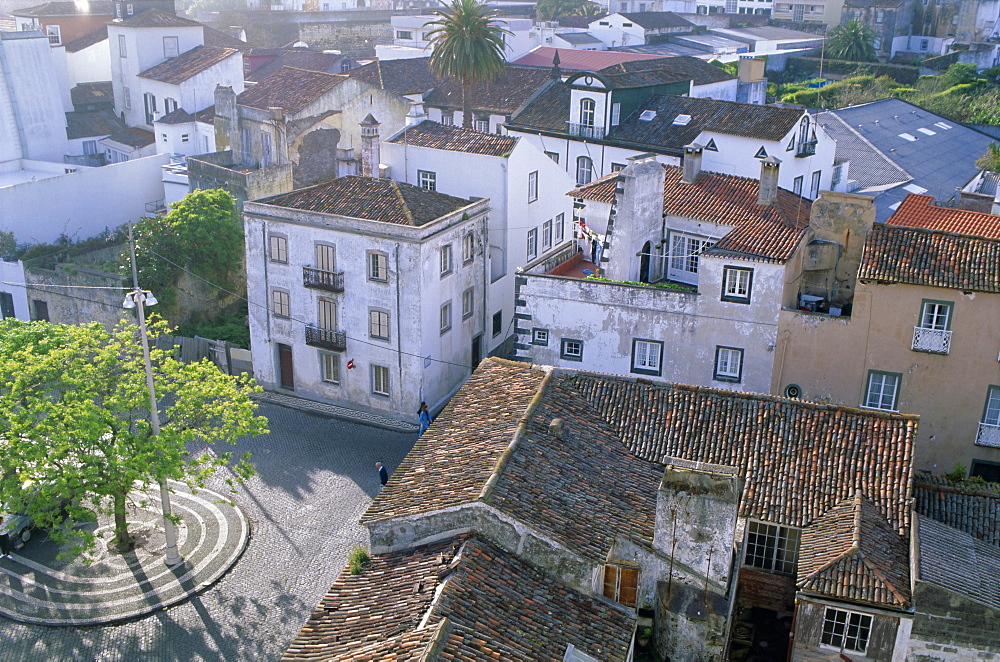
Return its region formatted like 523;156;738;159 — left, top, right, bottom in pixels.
976;422;1000;448
795;139;817;157
911;326;952;354
568;123;606;140
303;266;345;293
305;325;346;352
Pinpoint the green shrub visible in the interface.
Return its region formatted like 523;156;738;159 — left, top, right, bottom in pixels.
348;547;370;575
176;309;250;348
945;463;967;483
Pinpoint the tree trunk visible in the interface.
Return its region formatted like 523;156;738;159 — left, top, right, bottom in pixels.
462;78;473;129
112;490;133;553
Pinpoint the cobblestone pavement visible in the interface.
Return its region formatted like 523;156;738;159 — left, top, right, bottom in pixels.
0;402;416;661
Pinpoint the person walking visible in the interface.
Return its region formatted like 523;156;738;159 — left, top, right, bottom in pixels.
418;402;433;436
375;462;389;491
0;517;12;559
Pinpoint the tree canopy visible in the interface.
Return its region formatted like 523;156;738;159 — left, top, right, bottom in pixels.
0;319;268;555
825;20;877;63
977;143;1000;171
425;0;512;129
535;0;601;21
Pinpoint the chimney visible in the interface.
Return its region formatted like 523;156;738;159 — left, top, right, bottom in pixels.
757;155;781;206
738;55;765;83
214;85;238;153
360;113;380;178
405;102;426;127
681;143;703;184
548;417;565;439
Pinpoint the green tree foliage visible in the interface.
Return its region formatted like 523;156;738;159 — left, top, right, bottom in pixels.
976;143;1000;171
128;189;243;311
535;0;601;21
825;20;877;63
0;231;15;261
0;319;268;555
425;0;512;129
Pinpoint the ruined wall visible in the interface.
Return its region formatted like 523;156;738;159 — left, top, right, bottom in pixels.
24;262;125;329
297;20;393;58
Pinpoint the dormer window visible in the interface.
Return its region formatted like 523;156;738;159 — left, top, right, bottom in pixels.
796;115;817;157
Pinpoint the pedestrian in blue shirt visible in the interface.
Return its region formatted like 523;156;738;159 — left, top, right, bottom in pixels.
418;402;432;436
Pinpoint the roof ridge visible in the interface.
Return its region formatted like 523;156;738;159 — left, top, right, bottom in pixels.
390;180;416;225
858;550;910;605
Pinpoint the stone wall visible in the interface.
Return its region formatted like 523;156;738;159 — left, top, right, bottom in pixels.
297;20;393;58
24;263;125;329
908;582;1000;658
738;568;796;613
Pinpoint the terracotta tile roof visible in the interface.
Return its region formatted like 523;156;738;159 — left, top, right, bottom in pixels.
283;535;636;661
246;49;346;83
238;67;347;115
858;223;1000;294
512;47;664;72
348;57;441;97
256;176;473;227
65;109;122;139
64;26;107;53
563;370;917;535
102;127;154;149
567;55;732;89
887;193;1000;240
617;11;695;29
13;1;112;16
568;165;812;263
797;493;911;609
423;66;555;115
117;8;201;27
387;120;517;157
915;514;1000;611
139;46;238;85
913;473;1000;547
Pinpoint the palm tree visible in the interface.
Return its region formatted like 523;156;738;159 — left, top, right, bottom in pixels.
535;0;601;21
425;0;512;130
825;20;878;62
976;142;1000;171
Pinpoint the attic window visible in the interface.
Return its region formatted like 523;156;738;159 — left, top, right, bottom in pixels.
639;110;657;121
672;114;692;126
898;133;917;142
917;127;936;136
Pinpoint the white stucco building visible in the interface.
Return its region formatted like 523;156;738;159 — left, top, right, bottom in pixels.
383;119;576;356
243;174;490;421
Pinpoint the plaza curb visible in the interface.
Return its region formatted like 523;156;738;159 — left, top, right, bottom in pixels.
252;391;419;433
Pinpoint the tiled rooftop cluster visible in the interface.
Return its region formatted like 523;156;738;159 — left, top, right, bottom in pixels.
913;473;1000;546
237;67;346;114
139;46;238;85
13;0;113;15
915;515;1000;611
593;55;734;88
118;8;201;27
859;223;1000;294
387;120;517;157
245;49;342;82
888;193;1000;240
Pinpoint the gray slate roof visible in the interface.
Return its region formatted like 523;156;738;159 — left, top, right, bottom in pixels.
916;515;1000;610
816;111;911;190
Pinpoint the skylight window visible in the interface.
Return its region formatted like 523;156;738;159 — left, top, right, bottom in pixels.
903;183;928;194
898;133;917;142
917;127;936;136
639;110;657;121
934;121;952;130
672;114;692;126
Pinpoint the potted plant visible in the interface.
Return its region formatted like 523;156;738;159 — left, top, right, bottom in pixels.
637;626;653;648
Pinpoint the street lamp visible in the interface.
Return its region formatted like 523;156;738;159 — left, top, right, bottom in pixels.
124;226;182;567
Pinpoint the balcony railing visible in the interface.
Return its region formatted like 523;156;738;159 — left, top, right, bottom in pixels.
568;123;606;140
911;326;952;354
305;325;346;352
303;267;345;293
976;422;1000;448
795;139;817;157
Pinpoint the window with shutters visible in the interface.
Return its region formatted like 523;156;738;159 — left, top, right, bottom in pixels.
320;352;340;383
269;234;288;263
317;298;337;330
602;564;639;607
369;309;390;340
631;339;662;376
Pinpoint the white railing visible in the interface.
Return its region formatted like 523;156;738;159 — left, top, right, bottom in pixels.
976;422;1000;448
568;123;606;140
912;326;952;354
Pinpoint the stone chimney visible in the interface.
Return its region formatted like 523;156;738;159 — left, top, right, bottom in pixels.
738;55;765;83
681;143;703;184
757;155;781;206
213;85;238;153
360;113;380;178
405;102;426;127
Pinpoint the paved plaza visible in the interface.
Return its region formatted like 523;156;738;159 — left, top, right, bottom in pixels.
0;402;417;661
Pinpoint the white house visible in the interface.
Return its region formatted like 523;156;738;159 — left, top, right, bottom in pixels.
514;154;876;394
243;171;491;422
108;10;243;129
63;26;112;86
383;119;576;356
587;12;696;48
0;260;30;322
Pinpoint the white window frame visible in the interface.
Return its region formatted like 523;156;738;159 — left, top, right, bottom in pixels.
611;102;621;127
474;115;490;132
440;244;453;276
532;328;549;346
528;171;538;203
317;297;337;331
722;266;753;303
561;338;583;362
269;234;288;263
792;175;803;196
417;169;436;192
580;98;596;127
462;287;474;320
441;111;454;126
821;608;873;655
919;300;951;330
368;251;388;281
714;346;743;383
46;24;60;45
369;309;390;340
395;29;413;39
542;219;552;250
163;35;179;58
809;170;821;198
271;289;290;318
576;156;593;186
320;352;340;384
527;228;538;260
744;520;800;575
123;86;131;110
863;371;900;411
555;213;565;242
632;339;663;376
668;232;713;285
372;364;390;396
545;151;559;164
440;301;452;334
119;34;127;58
462;232;474;263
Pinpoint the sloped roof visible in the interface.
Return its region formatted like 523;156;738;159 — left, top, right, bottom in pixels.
13;1;112;17
797;493;911;609
70;80;113;109
65;108;121;139
139;46;238;85
256;176;472;227
569;164;812;263
246;49;344;83
615;11;695;29
387;120;517;157
117;8;201;27
348;57;440;97
513;46;664;71
64;25;107;53
858;223;1000;294
281;535;636;661
155;108;194;124
915;514;1000;611
557;32;602;45
203;25;245;49
102;127;154;148
913;473;1000;547
423;65;553;115
887;193;1000;240
569;55;733;89
815;111;911;191
238;66;347;115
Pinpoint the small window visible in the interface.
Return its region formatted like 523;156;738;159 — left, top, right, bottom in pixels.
919;300;952;330
744;521;800;575
440;301;452;334
721;266;753;304
441;111;454;126
864;370;901;411
440;244;453;276
163;36;179;58
576;156;593;186
372;364;390;396
579;98;595;127
561;338;583;362
532;328;549;346
462;287;474;319
611;162;626;172
792;175;803;196
369;309;390;340
542;220;552;250
119;34;127;58
810;170;821;198
462;232;475;263
555;213;565;242
181;134;189;142
271;289;290;318
32;299;49;322
611;102;621;127
123;87;131;109
321;352;340;384
46;24;60;45
269;234;288;263
396;30;413;39
161;133;168;143
920;38;929;50
527;228;538;259
474;116;490;133
545;151;559;164
492;311;503;337
632;339;662;376
369;251;388;281
982;386;1000;427
418;170;436;192
602;564;638;607
821;608;873;654
528;171;538;203
714;346;743;383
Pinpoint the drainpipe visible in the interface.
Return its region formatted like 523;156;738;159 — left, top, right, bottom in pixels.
394;242;404;410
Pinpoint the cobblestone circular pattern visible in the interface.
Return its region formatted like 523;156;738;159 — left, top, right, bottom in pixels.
0;482;249;626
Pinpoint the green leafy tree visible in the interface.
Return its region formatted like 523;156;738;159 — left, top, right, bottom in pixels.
976;143;1000;171
0;319;268;555
0;230;15;261
128;189;244;314
425;0;512;129
826;20;877;63
535;0;601;21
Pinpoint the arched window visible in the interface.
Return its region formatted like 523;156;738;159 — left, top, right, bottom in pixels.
576;156;593;186
580;98;596;128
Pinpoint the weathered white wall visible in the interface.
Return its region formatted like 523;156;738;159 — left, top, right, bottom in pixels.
67;38;112;86
0;32;69;163
690;78;738;101
1;153;169;243
0;260;30;321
